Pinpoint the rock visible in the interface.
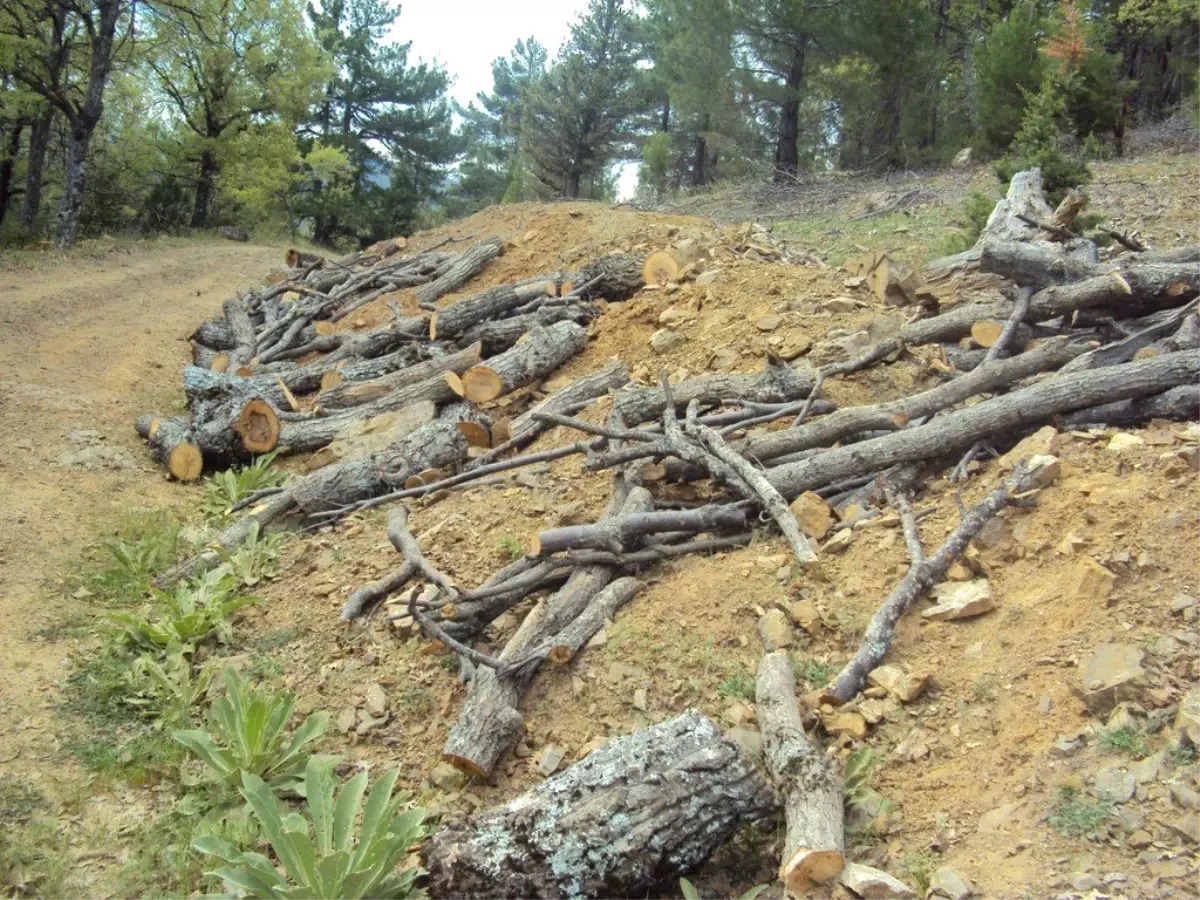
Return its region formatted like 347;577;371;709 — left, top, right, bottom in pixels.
970;517;1009;550
1175;684;1200;746
658;306;687;327
632;688;648;712
1107;432;1145;452
430;761;468;791
776;335;812;360
1130;751;1162;785
758;608;794;650
695;269;721;286
924;580;997;621
978;801;1022;833
1069;873;1103;892
893;727;930;762
823;711;868;740
650;328;686;353
1166;813;1200;844
364;683;388;718
822;529;855;555
355;712;388;735
1068;557;1117;605
859;698;887;724
708;347;741;370
756;313;782;332
1107;702;1137;730
822;296;860;314
1079;644;1147;714
1126;829;1152;848
335;707;357;735
787;598;824;633
951;147;973;168
1171;594;1197;614
1093;766;1136;803
534;744;565;777
964;641;984;661
1023;454;1061;488
727;727;763;759
928;867;973;900
998;425;1061;468
839;862;916;899
867;665;930;703
809;331;871;365
790;491;835;540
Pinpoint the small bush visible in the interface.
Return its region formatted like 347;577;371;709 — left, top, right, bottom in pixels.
106;572;254;653
199;454;287;522
1099;726;1148;758
793;658;838;687
77;511;184;602
717;672;756;700
215;522;286;587
899;851;938;896
997;81;1091;205
496;535;523;561
1048;786;1112;837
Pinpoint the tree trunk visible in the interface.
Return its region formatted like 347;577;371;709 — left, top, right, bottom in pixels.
425;710;776;900
20;107;53;229
773;42;806;181
449;321;588;404
0;121;23;222
614;359;813;425
191;148;218;228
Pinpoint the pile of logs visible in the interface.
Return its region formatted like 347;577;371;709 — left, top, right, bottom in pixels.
143;170;1199;898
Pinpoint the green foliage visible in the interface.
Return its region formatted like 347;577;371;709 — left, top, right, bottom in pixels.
792;657;838;687
124;648;218;725
1099;726;1149;758
1048;786;1112;838
899;851;938;896
717;671;756;700
106;572;255;653
679;877;767;900
961;190;997;242
997;81;1091;205
173;667;330;795
200;453;287;522
215;522;287;587
843;746;878;806
78;511;185;602
1167;742;1197;767
496;535;523;561
195;758;428;899
974;0;1048;152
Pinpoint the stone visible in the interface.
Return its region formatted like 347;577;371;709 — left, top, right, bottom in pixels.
776;335;812;360
951;147;973;167
364;683;388;718
790;491;835;540
822;296;860;314
1106;702;1137;730
1171;594;1197;613
756;313;782;332
998;425;1061;469
535;744;565;777
1080;644;1146;714
823;711;868;740
708;347;741;370
1127;829;1152;848
1093;766;1136;803
1107;432;1145;452
758;608;794;650
727;727;763;759
695;269;721;286
1166;813;1200;843
809;331;871;366
1024;454;1062;488
430;761;468;791
335;707;357;735
979;800;1023;833
787;598;824;633
658;305;687;327
355;713;388;735
838;862;916;899
1130;751;1162;785
928;867;973;900
822;529;855;555
1068;557;1117;605
893;727;930;762
650;329;685;353
1175;684;1200;746
632;688;648;712
867;665;930;703
964;641;984;661
923;580;997;621
1069;873;1103;892
859;698;887;725
970;517;1009;550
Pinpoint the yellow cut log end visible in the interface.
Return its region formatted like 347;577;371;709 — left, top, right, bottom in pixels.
236;400;280;454
970;319;1005;348
781;848;845;895
643;251;680;285
167;443;203;482
460;366;503;403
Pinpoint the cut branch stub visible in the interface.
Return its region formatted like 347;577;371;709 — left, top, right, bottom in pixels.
235;399;281;453
448;321;588;404
139;415;203;481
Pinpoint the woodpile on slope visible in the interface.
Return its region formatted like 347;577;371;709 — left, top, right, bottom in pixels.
137;169;1199;898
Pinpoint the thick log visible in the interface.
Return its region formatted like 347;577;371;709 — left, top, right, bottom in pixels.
532;505;747;556
1061;385;1200;428
977;238;1098;287
757;651;845;893
615;360;813;426
456;303;600;355
412;237;502;306
450;321;588;403
264;343;429;397
763;352;1199;499
190;316;235;350
438;401;494;448
318;342;482;411
222;297;256;370
181;367;281;464
192;343;222;369
137;415;203;481
425;710;776;900
429;280;552;340
572;252;646;300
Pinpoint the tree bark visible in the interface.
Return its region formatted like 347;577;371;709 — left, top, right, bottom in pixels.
532;505;747;556
569;253;646;301
0;121;23;222
425;710;776;900
430;280;552;340
20;102;54;231
136;415;203;482
614;360;813;425
412;237;503;305
183;368;281;465
773;42;806;181
456;304;600;356
190;148;218;228
317;343;482;411
450;321;588;403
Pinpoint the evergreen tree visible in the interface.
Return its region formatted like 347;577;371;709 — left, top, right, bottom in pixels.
974;1;1050;152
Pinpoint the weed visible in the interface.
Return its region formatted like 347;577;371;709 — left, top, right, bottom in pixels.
1048;786;1112;838
1099;726;1148;758
106;571;255;653
173;667;331;795
0;817;70;898
1167;743;1197;767
254;625;301;651
679;878;767;900
199;453;287;522
395;686;434;716
792;657;838;687
124;648;217;725
0;774;47;822
717;671;756;700
899;851;939;896
67;729;184;785
74;511;184;603
496;535;523;561
215;522;286;587
196;758;428;899
843;746;878;806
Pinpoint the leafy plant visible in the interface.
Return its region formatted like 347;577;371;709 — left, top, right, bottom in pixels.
195;758;428;899
1167;742;1197;767
107;572;254;652
679;878;767;900
124;646;217;725
1048;786;1112;837
793;658;838;687
899;851;938;896
843;746;879;806
1099;726;1148;758
496;535;523;561
216;522;287;586
717;672;756;700
200;453;287;521
174;667;330;794
78;512;184;601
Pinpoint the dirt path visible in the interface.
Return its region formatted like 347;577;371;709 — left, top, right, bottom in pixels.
0;239;280;770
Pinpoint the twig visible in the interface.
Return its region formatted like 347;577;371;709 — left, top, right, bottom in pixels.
1016;212;1078;241
530;411;657;442
1101;226;1147;253
792;339;902;426
982;287;1033;364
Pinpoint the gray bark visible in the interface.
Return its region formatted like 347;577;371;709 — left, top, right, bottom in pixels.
615;360;813;425
412;238;503;305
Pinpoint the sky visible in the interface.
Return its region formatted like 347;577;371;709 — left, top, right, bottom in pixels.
389;0;639;199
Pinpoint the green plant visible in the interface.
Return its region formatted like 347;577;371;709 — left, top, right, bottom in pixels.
174;667;330;794
679;877;767;900
200;453;287;521
216;522;287;586
899;851;938;896
997;78;1092;205
496;535;523;561
717;671;756;700
196;758;428;899
1167;743;1197;767
843;746;878;806
1048;786;1112;837
793;658;838;687
124;647;217;725
78;512;184;602
1099;726;1148;758
107;572;254;652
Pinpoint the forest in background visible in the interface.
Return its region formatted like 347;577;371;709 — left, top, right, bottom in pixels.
0;0;1195;250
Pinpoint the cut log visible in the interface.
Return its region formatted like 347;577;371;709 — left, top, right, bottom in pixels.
438;401;493;448
643;250;681;285
318;343;482;411
190;317;235;350
979;239;1106;288
449;321;588;404
284;248;324;268
969;318;1045;349
614;359;813;425
412;237;502;306
181;367;282;464
192;343;222;369
456;303;600;355
868;256;922;306
222;297;256;370
763;352;1199;499
138;415;203;481
426;710;776;900
429;280;552;340
1050;188;1085;234
571;253;646;300
757;651;845;893
531;505;747;556
1061;385;1200;428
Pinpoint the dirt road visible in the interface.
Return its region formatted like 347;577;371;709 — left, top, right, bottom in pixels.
0;239;280;769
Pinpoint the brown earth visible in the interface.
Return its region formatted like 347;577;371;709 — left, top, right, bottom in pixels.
2;150;1199;899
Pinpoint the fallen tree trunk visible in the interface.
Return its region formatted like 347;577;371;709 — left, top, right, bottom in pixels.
425;709;776;900
190;316;235;350
181;367;281;464
412;237;502;306
614;360;813;425
757;651;844;894
532;505;747;555
977;238;1100;287
449;321;588;403
456;303;600;355
763;352;1199;499
317;342;482;411
567;252;646;300
1061;384;1200;428
222;297;256;372
429;280;553;340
